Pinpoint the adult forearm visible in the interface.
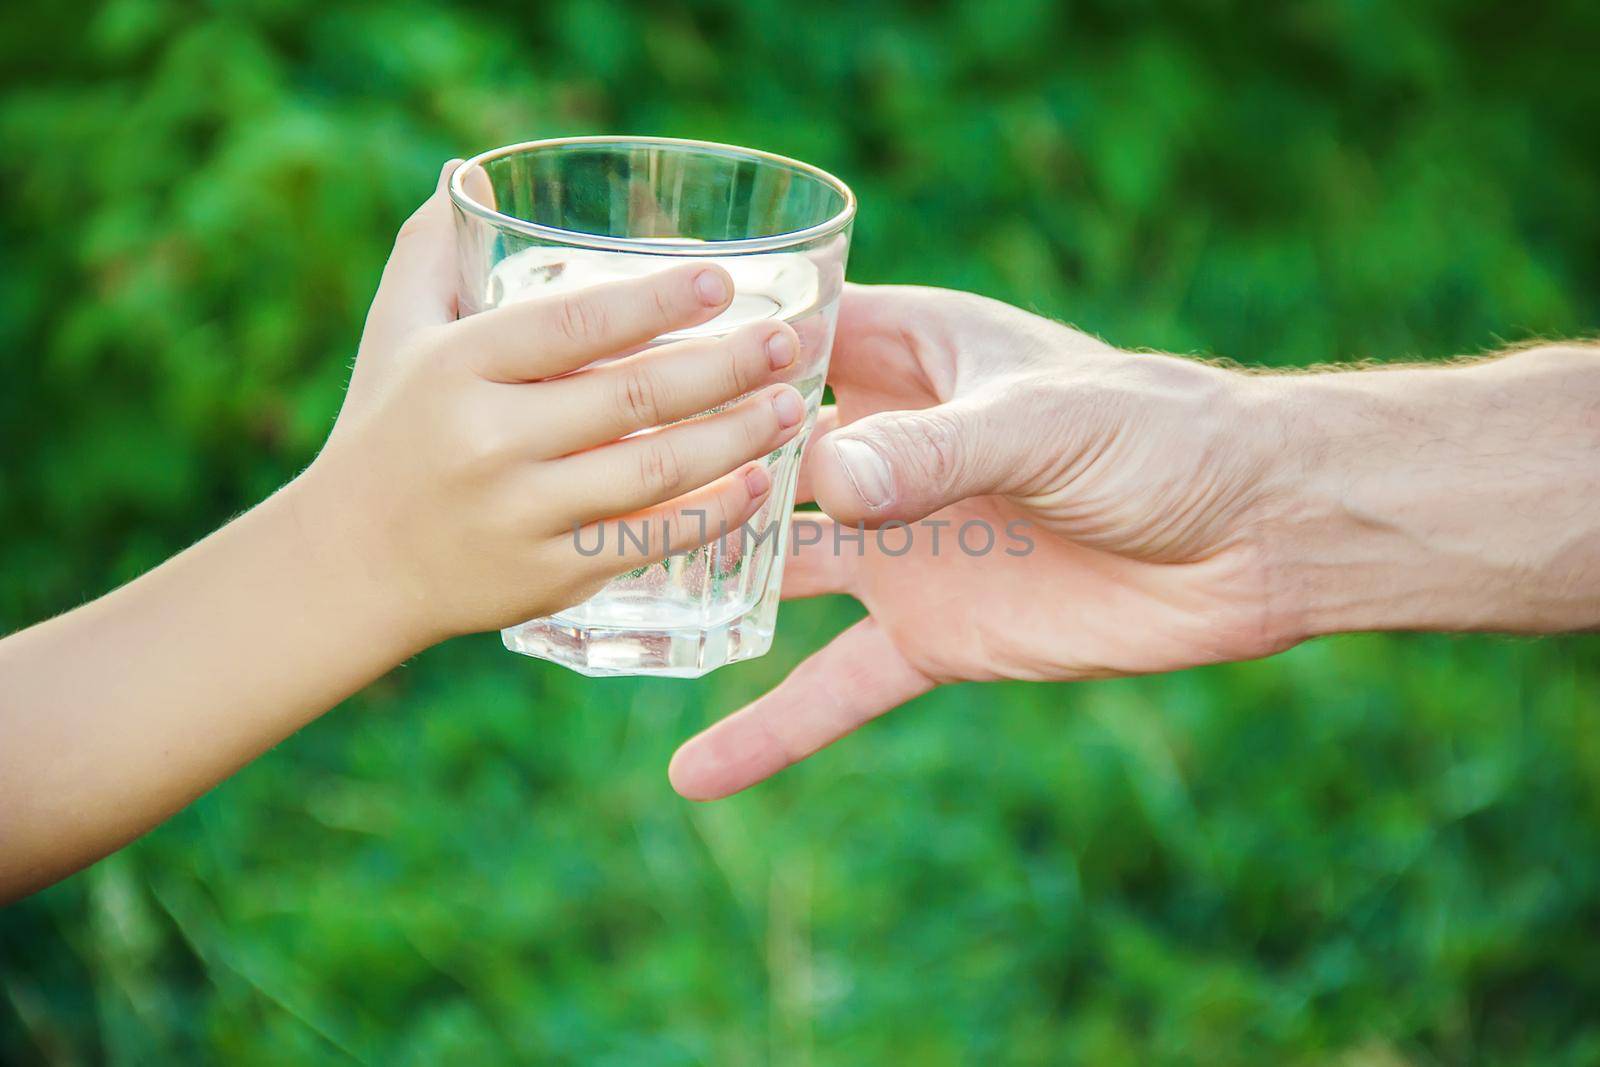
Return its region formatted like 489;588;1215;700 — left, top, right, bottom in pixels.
0;464;429;902
1253;344;1600;640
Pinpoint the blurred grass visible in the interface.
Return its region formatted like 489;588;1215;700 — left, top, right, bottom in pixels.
4;1;1600;1063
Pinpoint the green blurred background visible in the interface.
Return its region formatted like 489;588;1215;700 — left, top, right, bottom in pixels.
3;1;1600;1063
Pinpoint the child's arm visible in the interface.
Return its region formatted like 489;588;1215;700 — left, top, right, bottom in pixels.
0;163;805;902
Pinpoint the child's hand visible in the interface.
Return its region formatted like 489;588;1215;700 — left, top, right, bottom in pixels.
0;160;810;900
297;163;806;642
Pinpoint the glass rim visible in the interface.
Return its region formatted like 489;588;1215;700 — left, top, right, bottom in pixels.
448;135;857;256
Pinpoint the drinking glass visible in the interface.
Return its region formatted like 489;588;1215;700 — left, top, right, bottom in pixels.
450;136;855;677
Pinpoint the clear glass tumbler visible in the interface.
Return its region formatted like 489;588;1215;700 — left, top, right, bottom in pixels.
449;136;855;677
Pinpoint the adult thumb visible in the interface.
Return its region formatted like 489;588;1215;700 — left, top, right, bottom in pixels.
809;392;1023;525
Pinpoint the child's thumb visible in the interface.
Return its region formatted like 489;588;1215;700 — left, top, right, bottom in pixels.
367;159;464;335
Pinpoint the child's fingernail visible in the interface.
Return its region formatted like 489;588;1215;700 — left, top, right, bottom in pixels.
695;270;730;307
772;388;804;428
743;465;771;497
765;330;795;370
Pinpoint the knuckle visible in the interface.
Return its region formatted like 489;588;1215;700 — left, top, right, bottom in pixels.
886;410;962;485
556;293;608;345
460;419;512;472
637;439;688;497
616;366;664;427
391;210;430;250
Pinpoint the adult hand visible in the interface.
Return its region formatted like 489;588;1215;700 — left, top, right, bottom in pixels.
669;285;1600;799
669;285;1292;799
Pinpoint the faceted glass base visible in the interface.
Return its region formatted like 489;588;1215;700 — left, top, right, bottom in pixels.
501;608;776;679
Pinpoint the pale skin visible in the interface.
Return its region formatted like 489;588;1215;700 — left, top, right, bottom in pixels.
5;179;1598;901
668;285;1600;800
0;163;812;902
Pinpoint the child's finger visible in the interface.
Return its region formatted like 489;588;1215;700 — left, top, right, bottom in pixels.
454;263;735;383
569;463;775;574
543;385;805;523
532;320;801;455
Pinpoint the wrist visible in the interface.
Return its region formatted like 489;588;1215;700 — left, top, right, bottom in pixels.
1248;347;1600;639
277;457;446;657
